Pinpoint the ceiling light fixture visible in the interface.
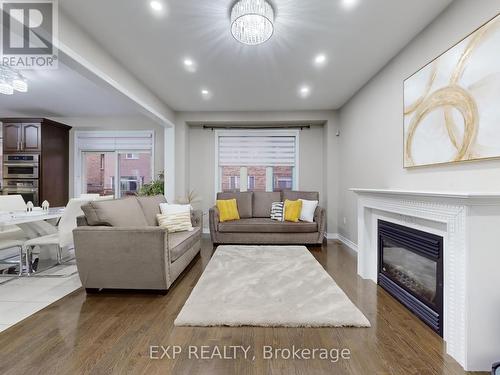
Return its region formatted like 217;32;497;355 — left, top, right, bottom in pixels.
314;53;327;67
150;1;163;11
230;0;275;45
183;58;197;72
299;85;311;98
341;0;359;10
201;88;212;99
0;65;28;95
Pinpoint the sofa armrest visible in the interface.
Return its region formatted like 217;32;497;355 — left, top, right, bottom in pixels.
72;226;170;289
191;210;203;228
209;206;220;242
314;206;326;237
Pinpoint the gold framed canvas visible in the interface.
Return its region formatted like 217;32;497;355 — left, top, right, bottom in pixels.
404;13;500;168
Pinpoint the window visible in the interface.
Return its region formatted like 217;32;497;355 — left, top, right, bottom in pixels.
247;167;266;192
229;176;240;190
247;175;256;190
273;166;293;191
216;131;298;193
221;166;241;192
76;131;154;198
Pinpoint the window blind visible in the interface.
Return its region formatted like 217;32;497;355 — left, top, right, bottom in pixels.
76;131;154;151
218;136;296;166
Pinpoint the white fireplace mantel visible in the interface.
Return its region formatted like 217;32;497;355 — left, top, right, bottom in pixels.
351;188;500;372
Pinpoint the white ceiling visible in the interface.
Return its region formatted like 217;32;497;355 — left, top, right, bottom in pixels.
60;0;453;112
0;59;144;118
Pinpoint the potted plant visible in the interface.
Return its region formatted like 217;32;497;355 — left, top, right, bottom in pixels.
138;172;164;196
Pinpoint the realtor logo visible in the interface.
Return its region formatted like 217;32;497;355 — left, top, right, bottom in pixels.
0;0;58;69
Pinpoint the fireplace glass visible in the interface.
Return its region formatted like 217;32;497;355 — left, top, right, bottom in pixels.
381;238;437;306
378;220;443;336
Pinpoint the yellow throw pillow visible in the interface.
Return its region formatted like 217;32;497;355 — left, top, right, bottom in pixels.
284;199;302;222
216;199;240;222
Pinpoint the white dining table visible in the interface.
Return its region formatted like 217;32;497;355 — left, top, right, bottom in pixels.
0;207;65;227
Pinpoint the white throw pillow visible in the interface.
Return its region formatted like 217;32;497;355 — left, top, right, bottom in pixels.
299;199;318;223
160;203;192;215
158;203;194;232
157;211;193;233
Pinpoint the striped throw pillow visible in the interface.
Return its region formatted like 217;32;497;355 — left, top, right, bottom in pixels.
157;211;193;233
270;202;284;221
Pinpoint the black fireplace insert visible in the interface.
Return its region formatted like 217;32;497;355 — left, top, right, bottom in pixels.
378;220;443;336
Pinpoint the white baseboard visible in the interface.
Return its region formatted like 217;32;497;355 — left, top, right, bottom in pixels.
325;232;358;252
324;233;339;240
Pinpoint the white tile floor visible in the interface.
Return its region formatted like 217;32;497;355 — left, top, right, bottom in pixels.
0;268;81;333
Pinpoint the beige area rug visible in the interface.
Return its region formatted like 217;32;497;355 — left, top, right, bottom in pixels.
175;245;371;328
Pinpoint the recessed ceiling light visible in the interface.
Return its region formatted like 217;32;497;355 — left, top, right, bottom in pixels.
183;58;197;72
299;85;311;98
201;89;212;99
150;1;163;11
341;0;359;10
314;53;327;67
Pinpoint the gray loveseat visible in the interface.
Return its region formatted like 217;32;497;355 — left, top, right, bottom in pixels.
209;191;325;245
73;195;202;293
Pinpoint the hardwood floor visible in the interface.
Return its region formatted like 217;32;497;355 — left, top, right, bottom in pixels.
0;238;485;375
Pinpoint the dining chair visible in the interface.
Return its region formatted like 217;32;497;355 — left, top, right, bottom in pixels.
0;239;24;276
0;195;29;276
0;195;28;237
23;198;91;275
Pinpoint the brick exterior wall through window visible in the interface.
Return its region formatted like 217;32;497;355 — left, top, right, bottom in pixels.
84;152;152;196
220;166;293;192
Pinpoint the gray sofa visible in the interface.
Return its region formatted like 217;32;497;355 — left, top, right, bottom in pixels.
73;195;202;293
209;191;325;245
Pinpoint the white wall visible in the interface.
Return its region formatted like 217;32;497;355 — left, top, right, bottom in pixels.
50;116;165;198
337;0;500;244
176;111;339;232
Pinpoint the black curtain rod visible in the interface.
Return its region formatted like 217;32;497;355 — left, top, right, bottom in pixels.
202;125;311;131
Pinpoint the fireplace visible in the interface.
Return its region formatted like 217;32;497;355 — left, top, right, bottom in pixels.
378;220;443;336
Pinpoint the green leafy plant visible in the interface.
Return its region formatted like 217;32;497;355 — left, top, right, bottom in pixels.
138;172;165;196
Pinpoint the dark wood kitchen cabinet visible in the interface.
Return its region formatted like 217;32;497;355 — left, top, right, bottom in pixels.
3;122;41;152
3;123;22;152
1;118;71;207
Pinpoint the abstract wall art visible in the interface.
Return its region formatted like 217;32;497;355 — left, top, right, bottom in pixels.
404;13;500;168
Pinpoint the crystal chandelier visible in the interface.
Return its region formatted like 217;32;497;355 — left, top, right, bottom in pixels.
230;0;275;45
0;65;28;95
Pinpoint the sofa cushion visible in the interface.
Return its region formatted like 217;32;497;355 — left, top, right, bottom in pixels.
253;192;281;218
216;192;253;218
169;226;201;262
218;218;317;233
82;197;149;227
137;195;167;226
282;191;319;202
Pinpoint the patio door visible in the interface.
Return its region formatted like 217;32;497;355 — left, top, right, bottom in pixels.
81;151;152;198
75;131;155;198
